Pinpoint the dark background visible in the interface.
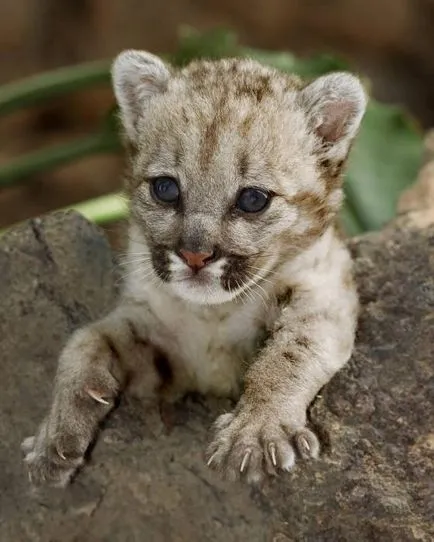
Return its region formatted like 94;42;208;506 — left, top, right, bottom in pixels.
1;0;433;234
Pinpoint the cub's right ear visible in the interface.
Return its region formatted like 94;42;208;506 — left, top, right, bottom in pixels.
111;50;170;142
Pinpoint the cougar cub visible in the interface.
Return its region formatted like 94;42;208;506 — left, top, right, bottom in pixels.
22;50;366;486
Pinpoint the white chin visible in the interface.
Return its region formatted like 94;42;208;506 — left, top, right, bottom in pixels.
169;280;237;305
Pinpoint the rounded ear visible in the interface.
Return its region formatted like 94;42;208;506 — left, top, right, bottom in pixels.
111;50;171;142
298;72;367;162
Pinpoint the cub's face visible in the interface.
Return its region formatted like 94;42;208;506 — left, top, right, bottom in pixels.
112;53;366;305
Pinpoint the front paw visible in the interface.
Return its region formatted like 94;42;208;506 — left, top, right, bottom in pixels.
206;407;320;484
22;328;121;488
21;423;85;488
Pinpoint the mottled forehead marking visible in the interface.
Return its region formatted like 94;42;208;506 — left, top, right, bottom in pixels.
173;142;183;168
198;98;232;172
240;114;254;137
179;65;280;177
238;151;249;178
233;73;274;103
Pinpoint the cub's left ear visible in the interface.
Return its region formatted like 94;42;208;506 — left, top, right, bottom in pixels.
299;72;367;162
111;50;171;142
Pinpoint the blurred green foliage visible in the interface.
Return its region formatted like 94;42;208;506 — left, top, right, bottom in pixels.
0;28;424;235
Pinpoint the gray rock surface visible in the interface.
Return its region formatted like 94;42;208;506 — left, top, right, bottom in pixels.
0;211;433;542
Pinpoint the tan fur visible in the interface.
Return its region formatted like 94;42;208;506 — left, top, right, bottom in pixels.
22;52;367;486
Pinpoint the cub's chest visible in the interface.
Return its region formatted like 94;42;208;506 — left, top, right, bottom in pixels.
174;304;270;395
140;280;292;395
147;294;275;396
171;301;268;359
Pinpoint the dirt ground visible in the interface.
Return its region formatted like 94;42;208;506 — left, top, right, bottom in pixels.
0;211;432;541
1;0;434;238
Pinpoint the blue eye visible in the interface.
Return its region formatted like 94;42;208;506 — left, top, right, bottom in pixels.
236;187;271;213
150;177;180;204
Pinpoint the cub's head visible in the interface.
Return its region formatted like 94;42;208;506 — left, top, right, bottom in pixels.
112;51;366;305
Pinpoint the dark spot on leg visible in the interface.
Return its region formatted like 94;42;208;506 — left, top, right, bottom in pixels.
127;319;148;348
282;352;296;362
255;325;270;352
153;349;173;389
181;106;189;125
277;287;293;307
102;334;120;360
294;335;311;349
97;334;128;388
273;322;284;333
282;351;303;368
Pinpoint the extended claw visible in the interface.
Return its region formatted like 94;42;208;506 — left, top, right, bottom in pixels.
207;452;217;466
240;449;251;473
299;436;310;453
85;388;110;405
269;443;277;467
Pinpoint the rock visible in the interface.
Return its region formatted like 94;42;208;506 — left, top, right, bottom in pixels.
398;130;434;228
0;210;432;541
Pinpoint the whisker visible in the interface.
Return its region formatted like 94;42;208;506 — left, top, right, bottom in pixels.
241;279;260;307
121;251;152;257
254;280;270;301
117;265;156;283
245;287;259;307
245;280;269;310
246;265;279;275
243;268;272;299
119;258;153;266
236;279;252;306
119;254;151;261
118;252;153;262
245;266;279;284
127;236;152;248
247;273;275;286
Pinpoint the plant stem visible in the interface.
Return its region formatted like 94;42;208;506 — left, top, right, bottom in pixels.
0;132;121;187
0;191;128;237
68;192;128;223
0;60;111;116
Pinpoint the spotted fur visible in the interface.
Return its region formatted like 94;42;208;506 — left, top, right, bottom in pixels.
22;51;366;487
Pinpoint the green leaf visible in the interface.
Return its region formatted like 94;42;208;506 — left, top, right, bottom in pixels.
171;27;239;66
242;47;349;78
241;48;299;72
344;102;423;233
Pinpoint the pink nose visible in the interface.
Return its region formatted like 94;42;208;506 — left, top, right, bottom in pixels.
178;249;214;270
